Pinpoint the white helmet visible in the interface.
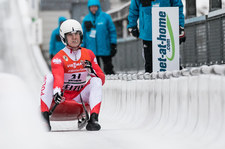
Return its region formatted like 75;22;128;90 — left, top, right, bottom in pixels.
59;19;83;45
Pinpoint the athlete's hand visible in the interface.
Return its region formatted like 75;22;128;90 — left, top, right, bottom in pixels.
81;60;98;77
81;60;92;73
53;92;63;104
83;60;92;69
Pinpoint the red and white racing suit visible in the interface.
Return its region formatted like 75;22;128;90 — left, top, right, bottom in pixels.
40;47;105;115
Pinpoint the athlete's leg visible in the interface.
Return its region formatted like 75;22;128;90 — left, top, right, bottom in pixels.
40;74;54;131
40;74;54;112
73;77;102;115
73;77;102;130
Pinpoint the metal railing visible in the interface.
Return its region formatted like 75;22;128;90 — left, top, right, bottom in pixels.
107;64;225;80
181;9;225;68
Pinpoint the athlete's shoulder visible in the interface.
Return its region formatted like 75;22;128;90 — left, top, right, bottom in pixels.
54;48;66;57
81;47;95;55
51;49;66;64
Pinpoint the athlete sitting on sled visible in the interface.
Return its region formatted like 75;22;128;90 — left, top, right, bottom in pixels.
40;19;105;131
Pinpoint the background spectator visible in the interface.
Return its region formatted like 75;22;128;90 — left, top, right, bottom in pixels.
82;0;117;74
49;16;67;59
127;0;185;73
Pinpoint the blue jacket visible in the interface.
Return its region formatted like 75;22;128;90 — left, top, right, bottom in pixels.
49;16;67;56
82;0;117;56
127;0;185;41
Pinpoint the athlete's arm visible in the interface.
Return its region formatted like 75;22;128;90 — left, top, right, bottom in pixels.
51;55;64;94
88;50;105;85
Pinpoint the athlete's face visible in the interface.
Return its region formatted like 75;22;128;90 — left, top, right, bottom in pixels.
66;32;81;48
89;6;98;15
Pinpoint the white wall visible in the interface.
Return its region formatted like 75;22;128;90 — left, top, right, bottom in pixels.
101;65;225;149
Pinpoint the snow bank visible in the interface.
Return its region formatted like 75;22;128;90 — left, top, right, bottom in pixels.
0;73;47;149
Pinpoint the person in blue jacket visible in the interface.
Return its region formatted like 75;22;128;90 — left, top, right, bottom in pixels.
127;0;186;73
49;16;67;59
82;0;117;74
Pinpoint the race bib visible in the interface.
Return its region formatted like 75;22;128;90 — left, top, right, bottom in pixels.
89;29;96;38
63;72;87;91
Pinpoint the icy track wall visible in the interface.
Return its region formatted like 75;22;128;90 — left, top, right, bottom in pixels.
102;65;225;149
0;0;50;98
0;1;50;148
0;73;47;149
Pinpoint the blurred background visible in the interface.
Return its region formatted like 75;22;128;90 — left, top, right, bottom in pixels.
2;0;225;74
39;0;225;73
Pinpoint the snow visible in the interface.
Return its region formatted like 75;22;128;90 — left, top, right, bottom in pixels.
0;73;46;149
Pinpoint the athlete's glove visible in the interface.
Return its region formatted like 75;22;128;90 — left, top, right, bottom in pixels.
110;44;117;57
128;27;139;38
179;26;186;44
83;60;94;73
53;92;63;104
82;60;98;77
83;60;92;69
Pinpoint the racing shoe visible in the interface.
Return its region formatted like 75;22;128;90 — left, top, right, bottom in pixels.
41;111;51;131
86;113;101;131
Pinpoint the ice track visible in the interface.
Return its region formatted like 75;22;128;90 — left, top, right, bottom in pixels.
1;0;225;149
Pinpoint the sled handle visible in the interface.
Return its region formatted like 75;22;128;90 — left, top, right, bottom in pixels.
49;90;65;116
80;94;89;120
49;102;59;116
